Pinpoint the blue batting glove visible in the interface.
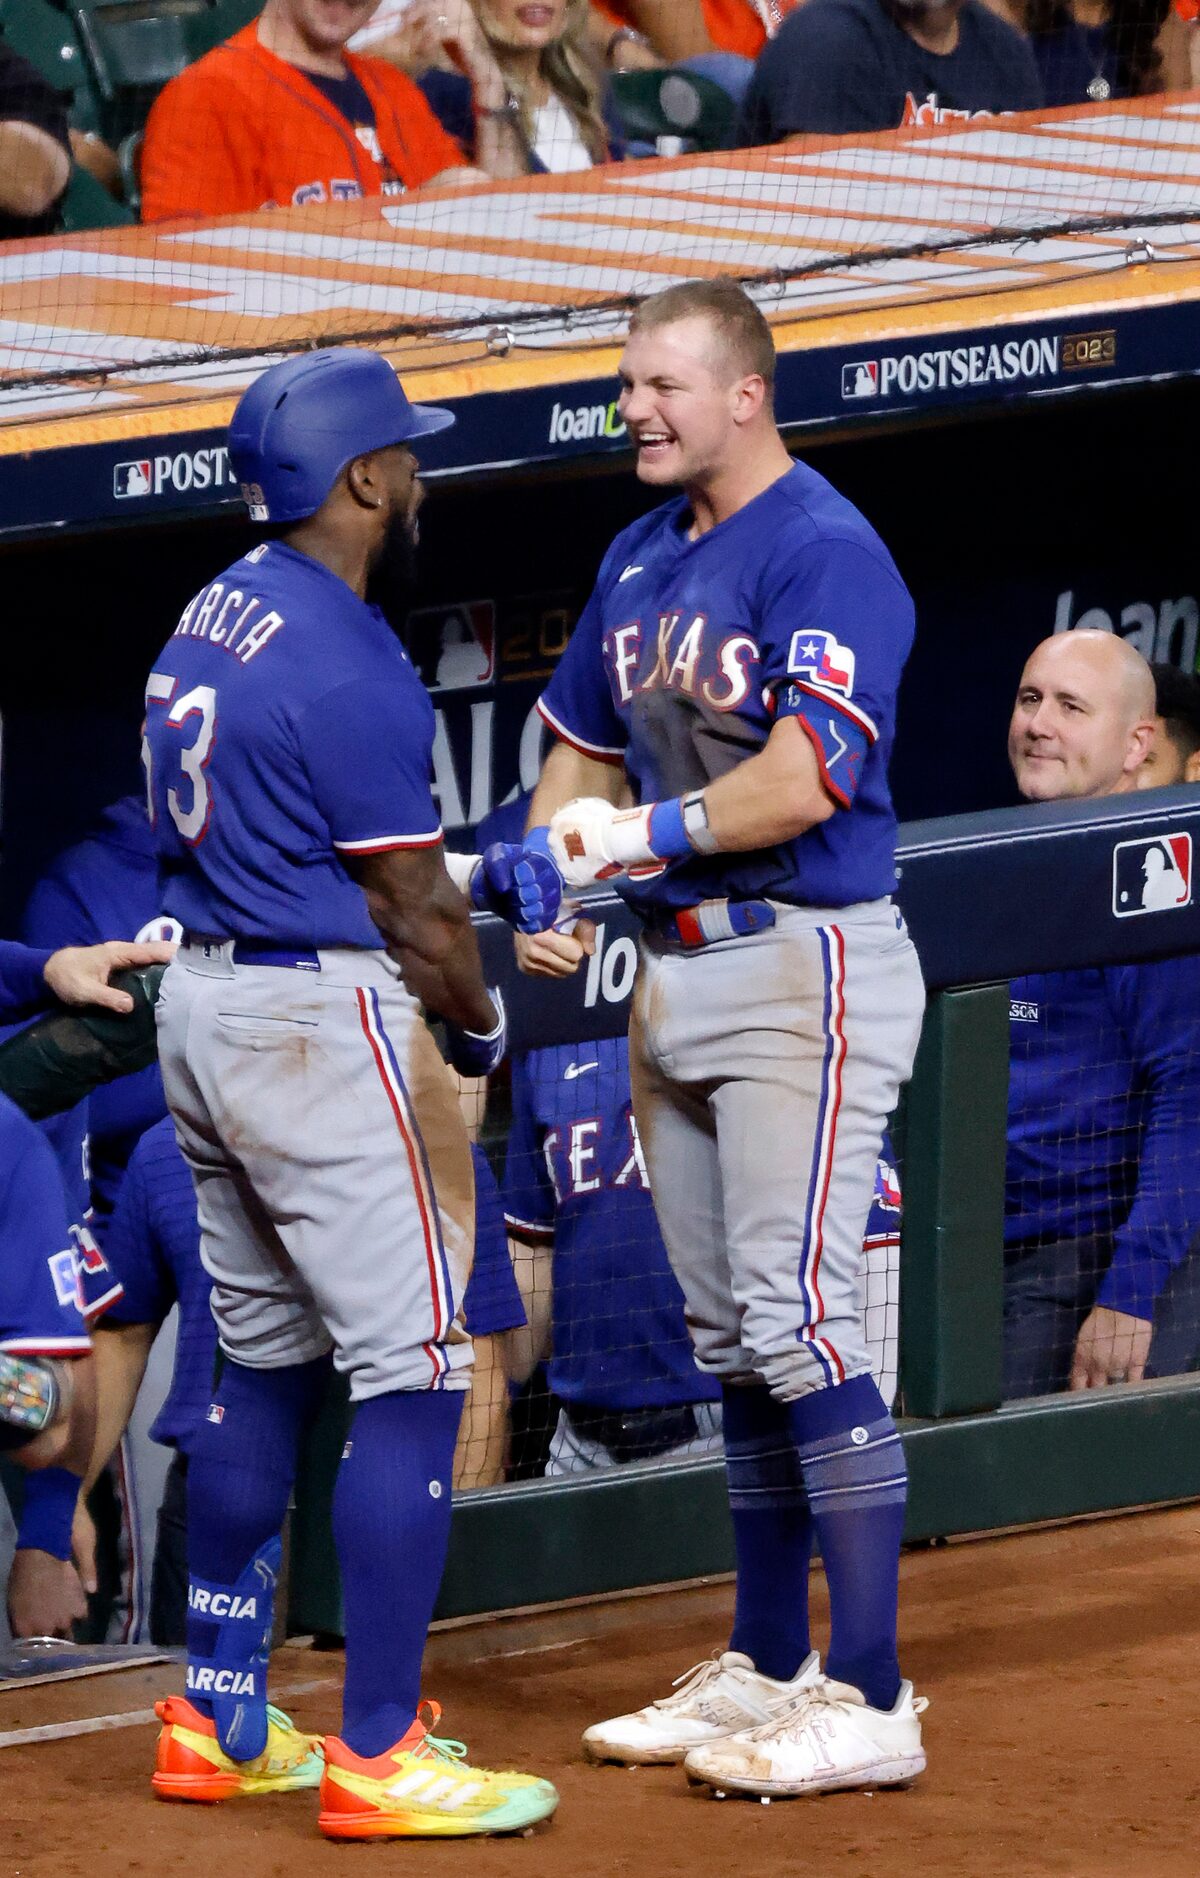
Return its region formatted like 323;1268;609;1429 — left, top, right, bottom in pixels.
470;841;563;934
444;989;508;1078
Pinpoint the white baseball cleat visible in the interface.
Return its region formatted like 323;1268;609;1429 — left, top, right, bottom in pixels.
683;1675;928;1798
581;1650;821;1766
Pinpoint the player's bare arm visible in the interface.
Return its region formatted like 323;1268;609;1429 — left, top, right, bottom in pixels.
11;1350;97;1477
548;718;834;889
8;1353;97;1638
81;1320;156;1498
346;843;498;1035
697;716;836;849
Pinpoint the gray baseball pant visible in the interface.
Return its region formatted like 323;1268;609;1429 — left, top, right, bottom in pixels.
629;898;924;1400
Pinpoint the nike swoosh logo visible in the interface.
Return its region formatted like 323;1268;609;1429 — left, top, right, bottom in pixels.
564;1061;599;1079
617;565;644;583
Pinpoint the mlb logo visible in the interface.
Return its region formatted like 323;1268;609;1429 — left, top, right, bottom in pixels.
787;628;857;697
842;361;879;400
207;1404;225;1425
1112;832;1192;917
113;459;152;498
407;600;496;692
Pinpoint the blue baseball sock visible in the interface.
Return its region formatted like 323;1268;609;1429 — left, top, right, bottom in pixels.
186;1355;330;1751
786;1372;908;1712
333;1388;464;1759
721;1383;813;1681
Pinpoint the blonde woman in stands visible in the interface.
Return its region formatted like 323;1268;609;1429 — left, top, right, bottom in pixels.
363;0;624;170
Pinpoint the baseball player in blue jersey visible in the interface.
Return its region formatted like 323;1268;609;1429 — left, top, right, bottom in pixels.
141;347;559;1838
0;931;166;1641
521;280;928;1797
24;794;182;1228
0;1091;102;1641
503;1036;723;1474
79;1118;524;1642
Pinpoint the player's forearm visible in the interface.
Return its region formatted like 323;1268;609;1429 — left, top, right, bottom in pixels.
351;850;497;1033
84;1322;154;1496
549;718;835;883
452;1333;509;1488
701;718;836;850
528;742;626;831
504;1235;553;1383
375;882;496;1032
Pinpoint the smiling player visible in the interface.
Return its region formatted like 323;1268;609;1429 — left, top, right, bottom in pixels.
521;280;929;1800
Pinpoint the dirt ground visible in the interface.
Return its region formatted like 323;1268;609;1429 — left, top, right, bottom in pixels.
4;1504;1199;1878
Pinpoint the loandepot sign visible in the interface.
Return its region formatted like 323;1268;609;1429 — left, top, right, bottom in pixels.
842;335;1061;401
549;398;627;444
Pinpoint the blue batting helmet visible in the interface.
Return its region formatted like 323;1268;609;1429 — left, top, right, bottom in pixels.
228;348;454;523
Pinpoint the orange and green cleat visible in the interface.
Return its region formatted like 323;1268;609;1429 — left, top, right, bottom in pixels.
151;1696;325;1802
318;1701;559;1840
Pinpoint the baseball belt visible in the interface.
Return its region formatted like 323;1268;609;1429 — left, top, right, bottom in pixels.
183;935;321;970
564;1400;701;1462
646;898;776;950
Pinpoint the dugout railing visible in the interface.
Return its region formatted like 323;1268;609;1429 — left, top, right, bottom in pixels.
290;786;1200;1631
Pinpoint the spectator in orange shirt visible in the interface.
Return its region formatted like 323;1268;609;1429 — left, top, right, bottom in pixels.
593;0;806;60
140;0;528;223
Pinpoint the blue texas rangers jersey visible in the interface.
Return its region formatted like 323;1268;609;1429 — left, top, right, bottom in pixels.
1006;958;1200;1321
143;541;442;948
0;942;54;1021
539;460;915;912
502;1037;720;1411
0;1093;91;1357
23;794;176;1228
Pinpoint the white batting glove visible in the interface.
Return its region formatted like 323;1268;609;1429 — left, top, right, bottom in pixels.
547;798;630;887
548;793;717;888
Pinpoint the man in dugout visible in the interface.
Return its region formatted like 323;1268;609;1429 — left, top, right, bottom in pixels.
1135;661;1200;789
1004;629;1200;1395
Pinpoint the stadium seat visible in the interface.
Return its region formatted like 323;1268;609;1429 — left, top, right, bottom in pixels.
0;0;103;136
61;159;135;228
610;68;735;155
63;0;258;145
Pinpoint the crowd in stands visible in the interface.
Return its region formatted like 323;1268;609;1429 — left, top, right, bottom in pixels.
0;0;1196;237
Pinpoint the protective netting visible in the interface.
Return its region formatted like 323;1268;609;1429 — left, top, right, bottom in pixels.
2;1;1200;427
1004;948;1200;1402
455;1053;902;1487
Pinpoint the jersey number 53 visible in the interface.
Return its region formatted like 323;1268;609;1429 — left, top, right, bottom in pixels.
143;673;218;845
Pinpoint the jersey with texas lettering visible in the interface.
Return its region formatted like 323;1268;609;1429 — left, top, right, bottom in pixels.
143;541;442;947
538;461;915;912
0;1093;91;1357
502;1038;721;1411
